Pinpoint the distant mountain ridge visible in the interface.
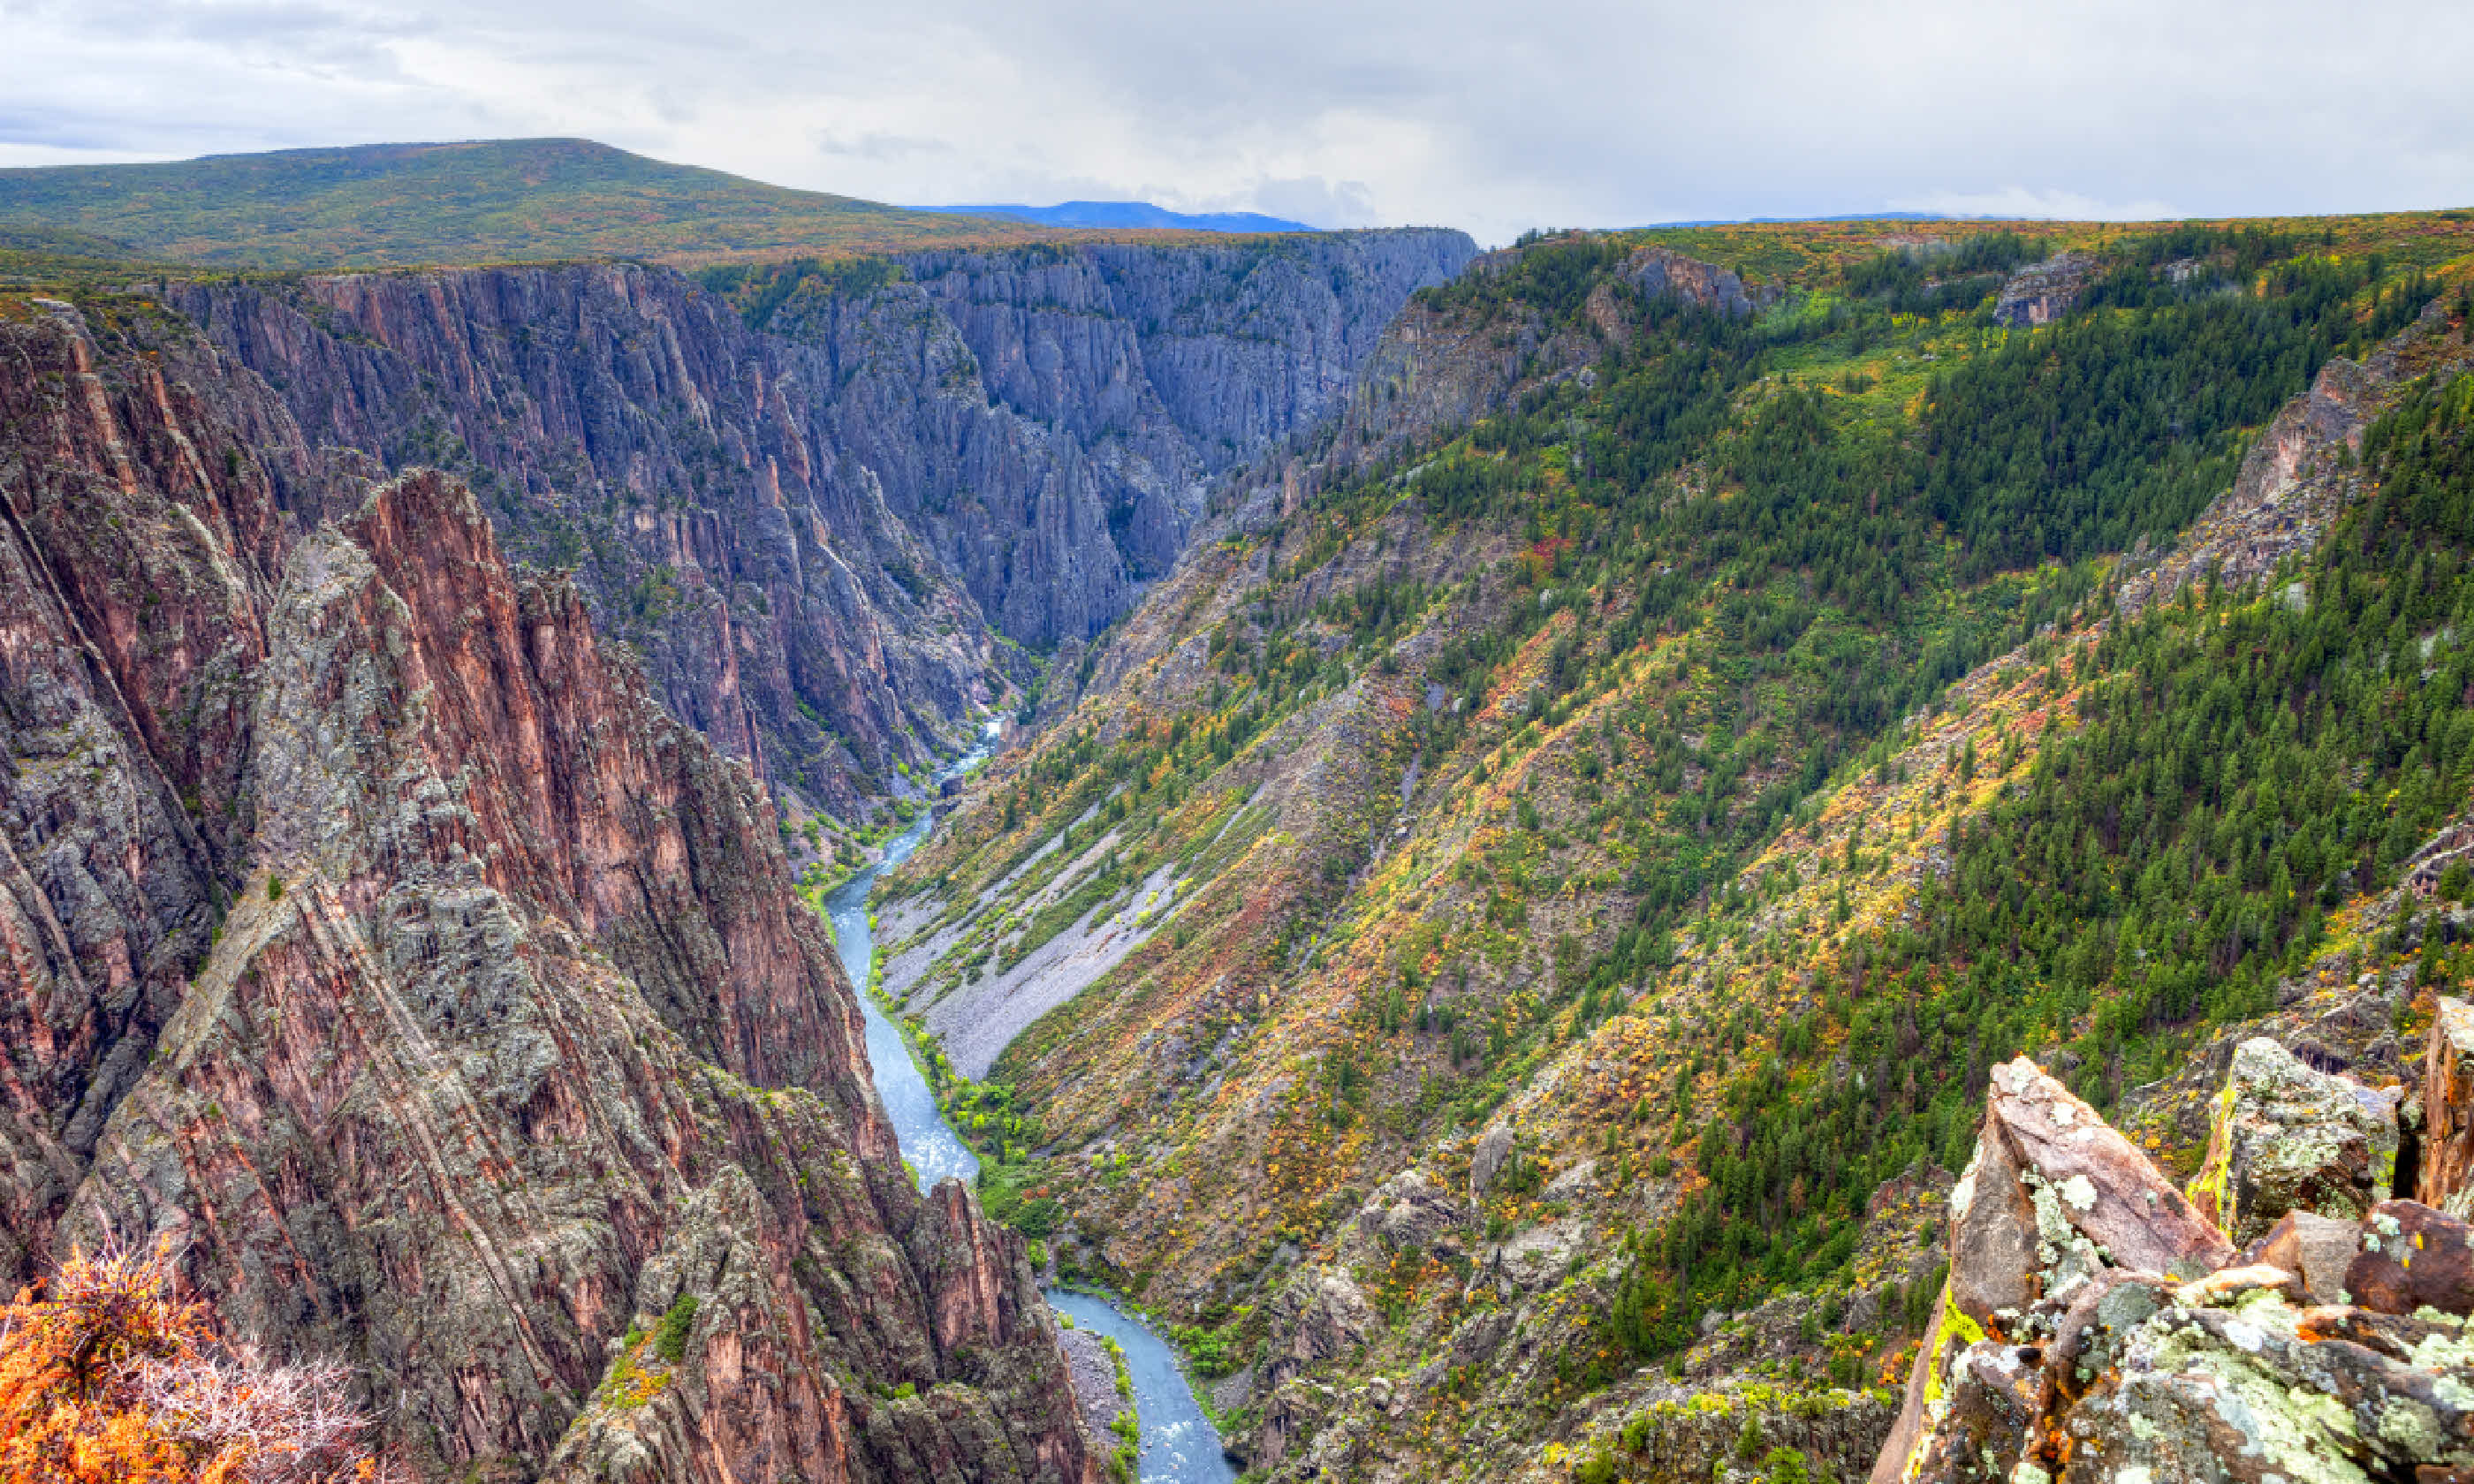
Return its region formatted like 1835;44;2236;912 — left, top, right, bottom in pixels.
0;138;1106;269
919;200;1315;232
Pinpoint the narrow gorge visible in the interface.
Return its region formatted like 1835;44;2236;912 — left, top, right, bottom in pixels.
9;153;2474;1484
0;227;1470;1482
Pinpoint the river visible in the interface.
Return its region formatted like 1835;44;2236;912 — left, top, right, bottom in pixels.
823;726;1237;1484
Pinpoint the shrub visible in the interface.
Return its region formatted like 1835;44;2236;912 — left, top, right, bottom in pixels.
0;1235;395;1482
654;1293;699;1364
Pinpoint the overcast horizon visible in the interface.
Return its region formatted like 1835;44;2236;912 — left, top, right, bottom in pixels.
5;0;2470;246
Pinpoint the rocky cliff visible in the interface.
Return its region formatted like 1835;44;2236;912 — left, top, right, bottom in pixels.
163;230;1475;814
1870;1031;2474;1484
0;294;1096;1483
758;231;1476;638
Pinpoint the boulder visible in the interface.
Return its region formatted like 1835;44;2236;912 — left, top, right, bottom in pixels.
1469;1123;1516;1197
1978;1058;2235;1291
2425;997;2474;1215
1947;1109;2043;1329
1879;1060;2234;1484
2047;1269;2174;1396
2345;1199;2474;1317
2248;1209;2363;1305
1908;1341;2049;1484
2186;1036;2397;1243
1875;1059;2474;1484
2063;1294;2474;1484
2171;1262;2305;1308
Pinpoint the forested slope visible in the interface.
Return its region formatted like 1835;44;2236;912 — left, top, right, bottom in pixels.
878;216;2474;1483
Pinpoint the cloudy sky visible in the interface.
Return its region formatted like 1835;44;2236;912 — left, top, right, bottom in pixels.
4;0;2470;244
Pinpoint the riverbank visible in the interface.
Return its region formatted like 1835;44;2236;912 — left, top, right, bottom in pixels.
1048;1289;1238;1484
815;720;1238;1484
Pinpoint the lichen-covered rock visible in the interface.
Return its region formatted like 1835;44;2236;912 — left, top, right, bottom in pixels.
2425;997;2474;1215
2187;1036;2398;1243
1878;1057;2474;1484
1982;1058;2237;1284
1939;1058;2230;1344
1908;1341;2047;1484
2048;1269;2174;1397
2064;1292;2474;1484
1881;1060;2230;1483
1947;1103;2043;1329
2345;1200;2474;1318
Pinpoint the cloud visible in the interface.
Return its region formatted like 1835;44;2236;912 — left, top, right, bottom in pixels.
2;0;2470;244
1204;177;1378;228
816;131;954;162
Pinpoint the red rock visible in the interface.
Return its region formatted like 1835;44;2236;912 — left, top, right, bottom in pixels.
0;306;1097;1484
1985;1058;2235;1281
2249;1209;2364;1305
2423;996;2474;1214
2345;1200;2474;1317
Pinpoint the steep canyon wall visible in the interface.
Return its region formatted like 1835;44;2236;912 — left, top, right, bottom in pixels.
167;229;1476;813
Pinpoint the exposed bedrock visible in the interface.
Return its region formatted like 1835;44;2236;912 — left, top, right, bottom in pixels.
0;299;1095;1483
165;230;1475;807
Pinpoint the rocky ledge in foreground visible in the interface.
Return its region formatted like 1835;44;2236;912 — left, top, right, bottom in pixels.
1872;996;2474;1484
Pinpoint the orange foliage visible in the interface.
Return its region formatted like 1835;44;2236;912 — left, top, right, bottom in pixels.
0;1238;393;1484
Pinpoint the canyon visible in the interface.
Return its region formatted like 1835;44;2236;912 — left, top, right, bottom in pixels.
0;223;1464;1482
8;167;2474;1484
165;229;1474;820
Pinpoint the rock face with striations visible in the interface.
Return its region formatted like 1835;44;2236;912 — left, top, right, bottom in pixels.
0;298;1095;1484
1992;250;2096;328
167;231;1475;809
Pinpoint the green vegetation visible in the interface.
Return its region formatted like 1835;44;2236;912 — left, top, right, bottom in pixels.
889;216;2474;1420
0;139;1074;270
1603;341;2474;1360
654;1293;698;1364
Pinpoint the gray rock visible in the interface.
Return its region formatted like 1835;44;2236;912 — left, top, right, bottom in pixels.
1355;1169;1468;1253
2187;1035;2397;1243
1264;1266;1378;1381
169;231;1476;809
1469;1123;1516;1196
1993;251;2096;328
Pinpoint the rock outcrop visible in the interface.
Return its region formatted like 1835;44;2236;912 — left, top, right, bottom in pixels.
1875;1036;2474;1484
2187;1036;2399;1243
0;298;1095;1483
171;264;990;816
2424;996;2474;1214
2114;301;2467;620
1322;238;1752;480
1992;251;2096;328
166;232;1476;809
